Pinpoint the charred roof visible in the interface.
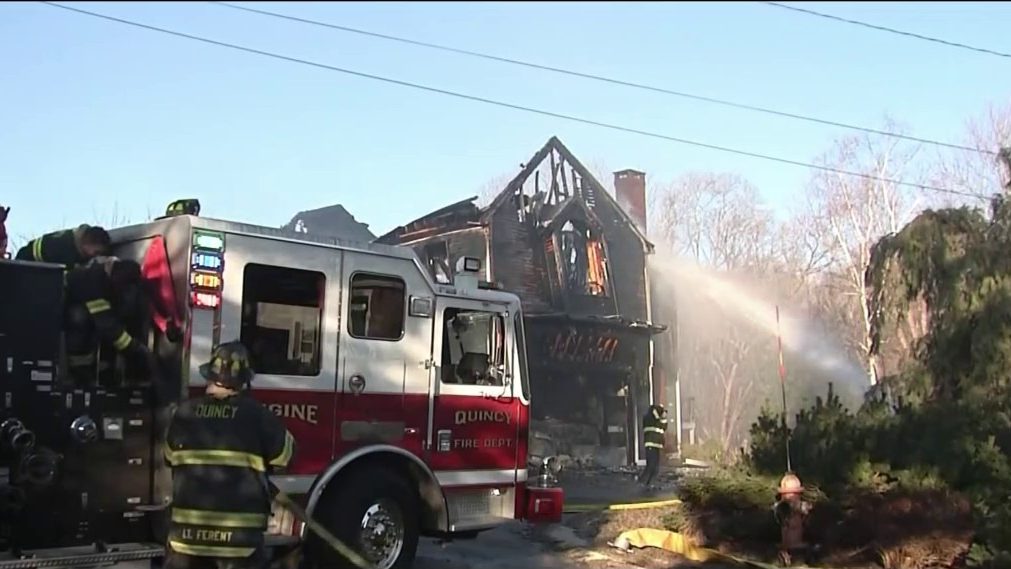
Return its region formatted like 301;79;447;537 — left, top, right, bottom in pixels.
376;137;653;251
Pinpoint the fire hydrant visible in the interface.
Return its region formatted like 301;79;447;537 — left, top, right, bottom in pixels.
773;472;811;566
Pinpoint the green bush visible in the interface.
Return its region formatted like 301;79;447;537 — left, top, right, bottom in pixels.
750;198;1011;564
676;470;783;543
679;469;780;511
749;383;866;489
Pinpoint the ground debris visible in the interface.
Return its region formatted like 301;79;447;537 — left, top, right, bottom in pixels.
556;469;975;569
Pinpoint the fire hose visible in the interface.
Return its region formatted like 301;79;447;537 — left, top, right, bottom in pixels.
151;484;375;568
267;484;375;569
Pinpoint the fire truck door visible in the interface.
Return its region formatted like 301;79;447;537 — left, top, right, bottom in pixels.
334;252;432;458
427;298;521;479
215;235;341;475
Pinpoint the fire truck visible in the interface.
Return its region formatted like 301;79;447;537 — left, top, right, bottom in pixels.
0;208;564;569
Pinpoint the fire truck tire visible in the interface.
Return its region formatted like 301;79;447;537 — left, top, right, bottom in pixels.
309;468;420;569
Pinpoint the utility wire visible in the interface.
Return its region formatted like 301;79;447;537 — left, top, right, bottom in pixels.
40;1;981;200
764;2;1011;60
208;1;991;157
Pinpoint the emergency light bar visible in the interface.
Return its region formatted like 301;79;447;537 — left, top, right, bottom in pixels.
190;230;225;310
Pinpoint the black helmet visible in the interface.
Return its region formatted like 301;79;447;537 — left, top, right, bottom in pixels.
199;341;254;390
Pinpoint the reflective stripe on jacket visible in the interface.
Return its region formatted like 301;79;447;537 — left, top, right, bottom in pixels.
65;263;139;355
15;226;86;267
165;393;295;558
643;407;667;449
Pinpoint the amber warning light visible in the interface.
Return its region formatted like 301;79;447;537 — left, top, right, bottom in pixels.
191;272;221;289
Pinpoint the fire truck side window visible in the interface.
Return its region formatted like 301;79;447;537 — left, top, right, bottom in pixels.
441;308;505;386
348;273;406;340
240;264;325;376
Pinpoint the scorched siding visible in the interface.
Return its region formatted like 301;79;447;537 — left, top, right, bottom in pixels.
488;199;552;314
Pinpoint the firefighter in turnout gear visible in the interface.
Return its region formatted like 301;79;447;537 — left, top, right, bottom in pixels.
15;224;111;268
638;404;668;488
164;341;295;569
64;257;152;384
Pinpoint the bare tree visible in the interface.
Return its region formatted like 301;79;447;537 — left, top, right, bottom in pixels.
771;210;834;296
802;127;921;386
584;158;614;195
655;172;775;269
930;101;1011;205
474;172;517;208
652;172;782;452
7;204;139;255
700;327;759;451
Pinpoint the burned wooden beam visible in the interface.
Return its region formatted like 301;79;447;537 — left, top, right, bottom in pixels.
549;149;559;204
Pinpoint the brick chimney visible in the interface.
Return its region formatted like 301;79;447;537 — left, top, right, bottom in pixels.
614;169;647;233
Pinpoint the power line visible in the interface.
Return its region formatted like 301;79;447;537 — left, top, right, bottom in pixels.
209;0;992;157
764;2;1011;60
39;1;982;200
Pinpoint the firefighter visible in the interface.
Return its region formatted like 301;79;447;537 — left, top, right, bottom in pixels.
638;404;668;488
163;341;295;569
15;224;110;267
64;257;152;383
65;256;150;382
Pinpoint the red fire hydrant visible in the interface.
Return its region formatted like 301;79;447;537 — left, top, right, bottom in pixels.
773;472;811;566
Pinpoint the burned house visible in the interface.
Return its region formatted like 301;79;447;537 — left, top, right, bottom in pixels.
281;204;376;242
377;137;667;464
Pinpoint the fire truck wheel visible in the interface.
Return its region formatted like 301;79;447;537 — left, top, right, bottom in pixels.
311;468;420;569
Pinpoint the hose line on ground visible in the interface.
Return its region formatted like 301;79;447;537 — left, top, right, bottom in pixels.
270;487;375;569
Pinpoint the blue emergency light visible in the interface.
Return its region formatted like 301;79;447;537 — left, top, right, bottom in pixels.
192;252;223;271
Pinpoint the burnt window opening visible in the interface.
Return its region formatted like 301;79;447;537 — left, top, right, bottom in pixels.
558;220;609;297
422;241;452;284
441;308;505;386
349;273;406;341
240;264;325;376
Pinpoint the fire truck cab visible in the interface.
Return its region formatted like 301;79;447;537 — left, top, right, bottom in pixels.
0;210;563;569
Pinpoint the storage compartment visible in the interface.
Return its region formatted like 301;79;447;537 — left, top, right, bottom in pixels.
0;260;157;552
524;486;564;524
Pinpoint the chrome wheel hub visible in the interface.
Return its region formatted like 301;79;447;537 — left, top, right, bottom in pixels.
359;499;405;569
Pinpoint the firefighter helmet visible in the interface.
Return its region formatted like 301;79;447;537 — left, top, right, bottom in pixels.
199;341;254;390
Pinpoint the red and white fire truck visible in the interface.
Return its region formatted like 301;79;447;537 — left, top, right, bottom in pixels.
0;208;563;569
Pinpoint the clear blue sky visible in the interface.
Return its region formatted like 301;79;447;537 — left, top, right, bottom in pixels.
2;1;1009;244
